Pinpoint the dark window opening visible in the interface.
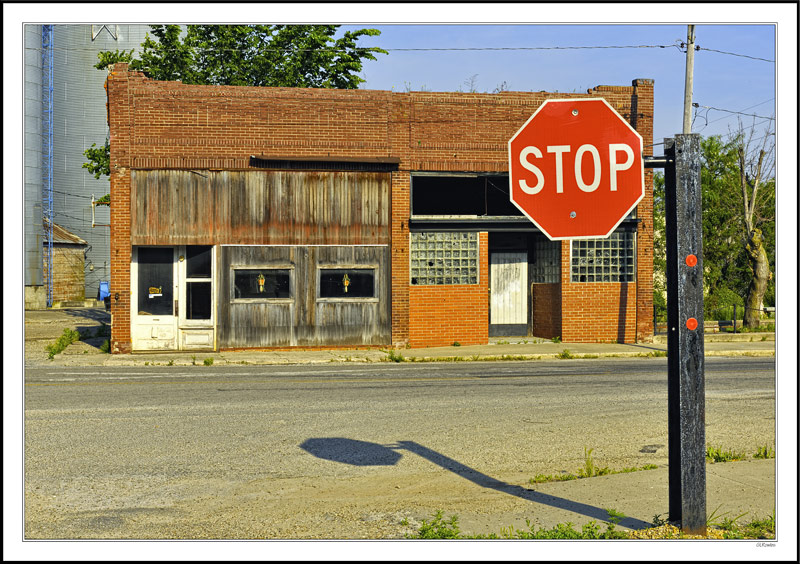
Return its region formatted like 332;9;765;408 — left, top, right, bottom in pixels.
187;281;212;319
412;175;523;217
320;269;375;298
234;269;291;299
186;245;212;278
137;247;173;316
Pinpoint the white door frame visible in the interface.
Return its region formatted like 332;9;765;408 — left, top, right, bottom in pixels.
131;245;217;351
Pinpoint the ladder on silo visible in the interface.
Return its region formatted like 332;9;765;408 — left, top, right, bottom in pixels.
42;25;54;307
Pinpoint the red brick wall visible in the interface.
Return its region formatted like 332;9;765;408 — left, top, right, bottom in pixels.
106;64;654;350
408;233;489;347
532;283;562;340
632;79;655;342
107;68;133;353
559;240;639;343
390;172;411;346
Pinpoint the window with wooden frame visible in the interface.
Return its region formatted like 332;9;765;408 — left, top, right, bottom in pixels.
318;268;377;299
231;267;293;301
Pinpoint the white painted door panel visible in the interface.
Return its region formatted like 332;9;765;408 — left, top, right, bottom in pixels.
490;252;527;325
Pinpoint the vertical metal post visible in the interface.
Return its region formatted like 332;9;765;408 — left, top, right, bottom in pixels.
664;135;706;535
733;305;737;334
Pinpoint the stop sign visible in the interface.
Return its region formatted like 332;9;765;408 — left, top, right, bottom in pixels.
508;98;644;240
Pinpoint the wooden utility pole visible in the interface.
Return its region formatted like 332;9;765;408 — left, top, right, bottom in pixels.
664;134;706;535
682;25;696;134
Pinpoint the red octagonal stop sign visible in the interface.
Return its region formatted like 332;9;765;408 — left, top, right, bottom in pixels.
508;98;644;240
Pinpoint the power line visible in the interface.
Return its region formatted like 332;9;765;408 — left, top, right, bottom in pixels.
692;103;775;121
696;46;774;63
52;189;95;199
696;98;774;128
385;44;681;52
23;42;773;63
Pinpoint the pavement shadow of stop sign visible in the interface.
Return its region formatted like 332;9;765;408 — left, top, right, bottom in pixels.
300;438;402;466
508;98;644;240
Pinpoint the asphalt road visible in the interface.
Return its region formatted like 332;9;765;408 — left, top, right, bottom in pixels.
23;357;775;539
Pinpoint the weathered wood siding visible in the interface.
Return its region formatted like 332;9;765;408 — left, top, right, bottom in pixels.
219;245;390;347
131;170;390;246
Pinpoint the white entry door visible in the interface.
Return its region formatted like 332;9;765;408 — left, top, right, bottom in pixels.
131;245;216;351
132;246;178;350
490;252;528;336
177;245;215;350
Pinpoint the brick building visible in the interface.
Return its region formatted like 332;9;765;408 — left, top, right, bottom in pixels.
105;63;654;354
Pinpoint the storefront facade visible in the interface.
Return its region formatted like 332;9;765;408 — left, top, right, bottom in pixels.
106;63;654;353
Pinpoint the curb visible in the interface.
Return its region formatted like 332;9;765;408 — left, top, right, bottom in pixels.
33;347;774;368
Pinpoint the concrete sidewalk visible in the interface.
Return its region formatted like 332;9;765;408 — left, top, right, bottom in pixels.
24;306;775;367
455;458;776;537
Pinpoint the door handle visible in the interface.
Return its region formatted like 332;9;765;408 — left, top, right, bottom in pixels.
174;300;179;316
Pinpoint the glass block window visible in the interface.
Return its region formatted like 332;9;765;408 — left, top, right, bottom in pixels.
319;269;375;298
233;269;292;299
531;235;560;284
410;232;479;285
571;231;636;283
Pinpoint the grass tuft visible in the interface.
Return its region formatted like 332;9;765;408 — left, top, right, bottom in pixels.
410;510;775;540
385;349;406;363
45;328;81;359
753;445;775;459
529;448;656;484
706;445;746;463
556;348;574;359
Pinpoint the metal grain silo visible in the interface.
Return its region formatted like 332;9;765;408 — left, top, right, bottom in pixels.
25;24;154;307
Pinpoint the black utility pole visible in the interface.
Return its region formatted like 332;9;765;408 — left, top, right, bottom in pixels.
663;134;706;535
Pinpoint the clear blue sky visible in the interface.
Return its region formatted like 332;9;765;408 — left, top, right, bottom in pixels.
342;23;777;146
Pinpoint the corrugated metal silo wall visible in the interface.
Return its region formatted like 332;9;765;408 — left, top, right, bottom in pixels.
50;24;152;299
24;25;43;287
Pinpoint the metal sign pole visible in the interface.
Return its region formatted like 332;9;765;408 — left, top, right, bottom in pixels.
663;134;706;535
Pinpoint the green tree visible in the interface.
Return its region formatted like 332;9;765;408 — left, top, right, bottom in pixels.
699;135;748;307
733;120;775;327
84;24;386;178
653;130;775;328
81;138;110;180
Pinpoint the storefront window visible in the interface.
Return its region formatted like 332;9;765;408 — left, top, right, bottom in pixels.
233;269;292;299
319;269;375;298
